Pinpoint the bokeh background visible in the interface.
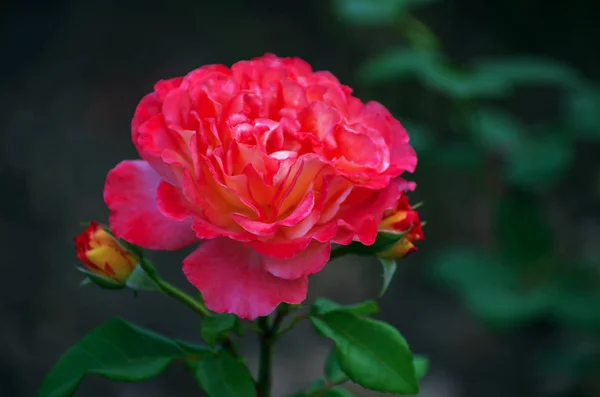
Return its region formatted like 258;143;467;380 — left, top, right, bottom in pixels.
1;0;599;396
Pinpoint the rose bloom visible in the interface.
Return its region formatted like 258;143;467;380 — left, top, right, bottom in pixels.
75;222;138;283
104;54;417;319
377;193;424;259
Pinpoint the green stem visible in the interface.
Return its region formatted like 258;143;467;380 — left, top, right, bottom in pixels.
139;258;240;358
276;313;310;339
156;279;211;317
257;307;289;396
305;379;348;397
257;317;273;397
139;258;211;317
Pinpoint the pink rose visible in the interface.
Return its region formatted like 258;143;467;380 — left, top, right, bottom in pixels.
103;54;417;319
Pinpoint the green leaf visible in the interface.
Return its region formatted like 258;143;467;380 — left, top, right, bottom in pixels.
286;380;326;397
431;250;512;290
472;57;582;89
503;132;573;190
173;339;211;355
201;314;238;347
78;277;92;287
311;298;379;317
361;51;511;98
421;63;510;99
359;52;580;99
195;351;256;397
125;264;159;291
378;258;397;298
552;289;600;331
412;355;430;380
567;86;600;140
306;379;326;392
38;318;188;397
430;142;486;171
467;108;525;152
167;338;212;372
311;312;418;394
332;0;437;26
358;48;440;85
333;0;401;25
139;258;160;279
333;231;408;258
325;347;347;383
495;189;554;265
536;344;600;379
286;392;308;397
116;238;144;261
468;284;552;327
323;389;354;397
88;359;172;381
430;249;552;327
76;268;124;290
549;272;600;331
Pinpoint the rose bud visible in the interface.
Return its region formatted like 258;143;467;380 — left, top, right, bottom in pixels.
377;193;424;259
74;222;138;284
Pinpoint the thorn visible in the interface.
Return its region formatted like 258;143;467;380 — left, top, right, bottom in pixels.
411;201;424;210
79;277;92;287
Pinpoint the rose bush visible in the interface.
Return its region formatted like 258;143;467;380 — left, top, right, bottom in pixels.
103;54;417;319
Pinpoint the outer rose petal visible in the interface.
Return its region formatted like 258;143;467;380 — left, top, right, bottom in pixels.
183;238;308;319
104;160;198;250
262;240;331;280
334;178;415;246
250;236;311;259
131;93;180;185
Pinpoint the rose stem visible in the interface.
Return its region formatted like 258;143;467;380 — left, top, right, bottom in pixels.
139;258;211;317
257;307;288;396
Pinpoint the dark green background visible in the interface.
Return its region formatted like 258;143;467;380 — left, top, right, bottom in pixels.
1;0;599;396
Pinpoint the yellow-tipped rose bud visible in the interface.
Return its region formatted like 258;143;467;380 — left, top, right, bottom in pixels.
74;222;138;283
377;193;424;259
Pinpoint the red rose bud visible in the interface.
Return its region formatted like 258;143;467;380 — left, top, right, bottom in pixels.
377;193;424;259
74;222;138;283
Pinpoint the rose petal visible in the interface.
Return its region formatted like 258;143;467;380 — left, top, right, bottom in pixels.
191;216;254;241
388;142;418;175
334;124;383;168
154;77;184;100
156;180;196;221
104;160;198;250
334;178;410;246
262;240;331;280
230;189;316;236
230;213;280;236
183;238;308;319
250;236;312;259
132;97;181;185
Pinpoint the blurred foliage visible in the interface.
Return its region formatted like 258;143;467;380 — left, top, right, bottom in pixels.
332;0;600;395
